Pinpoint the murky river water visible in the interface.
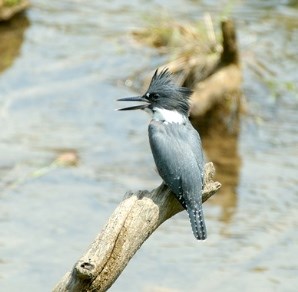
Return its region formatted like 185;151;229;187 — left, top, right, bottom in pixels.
0;0;297;291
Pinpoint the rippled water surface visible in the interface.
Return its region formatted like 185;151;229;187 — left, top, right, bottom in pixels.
0;0;297;291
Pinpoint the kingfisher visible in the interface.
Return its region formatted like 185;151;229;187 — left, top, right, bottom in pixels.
117;68;207;240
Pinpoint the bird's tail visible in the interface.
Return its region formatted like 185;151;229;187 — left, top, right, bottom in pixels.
187;204;207;240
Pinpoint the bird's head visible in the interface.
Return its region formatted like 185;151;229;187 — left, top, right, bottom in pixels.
117;68;192;116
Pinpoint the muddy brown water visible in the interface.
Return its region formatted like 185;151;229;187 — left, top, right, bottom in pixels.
0;1;297;291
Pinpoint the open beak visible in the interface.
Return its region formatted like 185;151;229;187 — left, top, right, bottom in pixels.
117;96;149;111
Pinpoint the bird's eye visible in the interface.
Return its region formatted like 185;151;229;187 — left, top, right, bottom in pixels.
146;92;159;101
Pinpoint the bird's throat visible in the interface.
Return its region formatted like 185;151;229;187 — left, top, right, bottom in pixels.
152;107;186;124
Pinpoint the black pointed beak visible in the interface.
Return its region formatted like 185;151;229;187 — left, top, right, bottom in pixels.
116;96;149;111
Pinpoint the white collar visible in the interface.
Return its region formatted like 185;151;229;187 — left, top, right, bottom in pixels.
152;107;186;124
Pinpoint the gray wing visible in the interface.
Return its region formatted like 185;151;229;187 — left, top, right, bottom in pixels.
148;120;206;240
149;120;204;198
185;122;205;185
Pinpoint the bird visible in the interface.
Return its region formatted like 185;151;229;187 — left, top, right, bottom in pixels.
117;68;207;240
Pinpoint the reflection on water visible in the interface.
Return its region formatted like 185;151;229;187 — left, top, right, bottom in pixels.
0;1;297;292
0;14;29;73
194;96;242;223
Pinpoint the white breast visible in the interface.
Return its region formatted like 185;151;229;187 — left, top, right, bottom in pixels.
152;107;186;124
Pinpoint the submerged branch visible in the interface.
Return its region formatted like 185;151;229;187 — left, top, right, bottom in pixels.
53;162;220;292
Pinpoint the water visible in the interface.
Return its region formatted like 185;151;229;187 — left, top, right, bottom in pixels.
0;0;297;291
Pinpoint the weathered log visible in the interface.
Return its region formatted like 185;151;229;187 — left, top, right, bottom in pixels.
189;19;242;120
53;162;220;292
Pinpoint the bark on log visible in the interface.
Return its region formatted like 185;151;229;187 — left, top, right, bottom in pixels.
53;162;220;292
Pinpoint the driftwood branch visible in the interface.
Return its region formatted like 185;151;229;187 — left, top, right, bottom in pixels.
53;162;220;292
189;19;242;120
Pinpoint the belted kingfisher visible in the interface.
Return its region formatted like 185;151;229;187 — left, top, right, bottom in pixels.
117;68;207;240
